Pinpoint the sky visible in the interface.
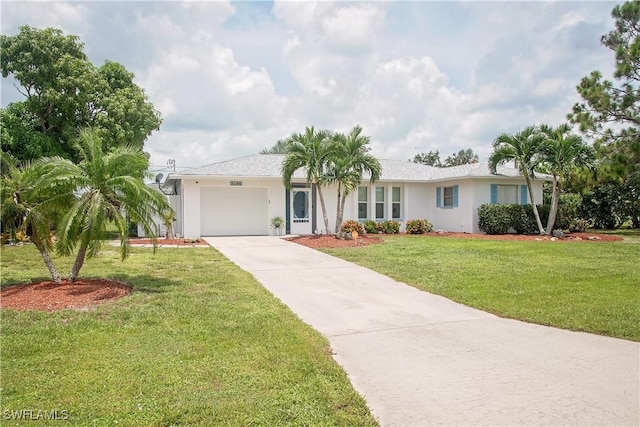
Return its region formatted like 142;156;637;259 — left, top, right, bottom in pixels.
0;0;621;173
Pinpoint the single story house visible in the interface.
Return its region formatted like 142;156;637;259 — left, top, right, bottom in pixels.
156;154;546;237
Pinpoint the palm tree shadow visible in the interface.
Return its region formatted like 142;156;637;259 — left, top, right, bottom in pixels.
110;274;178;294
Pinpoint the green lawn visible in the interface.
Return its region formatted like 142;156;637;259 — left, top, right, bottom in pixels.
324;235;640;342
1;245;377;426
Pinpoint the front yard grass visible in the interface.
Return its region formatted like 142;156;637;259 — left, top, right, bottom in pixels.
0;245;377;426
324;235;639;342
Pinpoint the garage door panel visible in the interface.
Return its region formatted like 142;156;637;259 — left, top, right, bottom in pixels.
201;187;268;236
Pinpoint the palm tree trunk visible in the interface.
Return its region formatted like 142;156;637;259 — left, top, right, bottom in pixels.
338;192;348;232
525;174;546;235
546;176;560;235
34;241;61;283
69;242;88;283
334;183;342;234
316;185;330;234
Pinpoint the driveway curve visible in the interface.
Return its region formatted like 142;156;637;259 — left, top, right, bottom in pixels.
204;236;639;427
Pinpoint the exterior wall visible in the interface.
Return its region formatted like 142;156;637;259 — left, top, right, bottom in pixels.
181;177;287;238
471;178;544;233
178;175;545;236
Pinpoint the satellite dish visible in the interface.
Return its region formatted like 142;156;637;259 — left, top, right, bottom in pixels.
155;173;164;183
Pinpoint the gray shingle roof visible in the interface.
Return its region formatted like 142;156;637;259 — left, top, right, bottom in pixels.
172;154;536;182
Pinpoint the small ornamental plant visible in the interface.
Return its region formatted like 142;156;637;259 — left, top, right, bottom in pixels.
362;220;379;234
340;220;365;235
406;219;433;234
270;216;286;229
381;220;400;234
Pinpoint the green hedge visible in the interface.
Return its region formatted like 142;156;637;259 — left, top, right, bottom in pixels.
478;204;549;235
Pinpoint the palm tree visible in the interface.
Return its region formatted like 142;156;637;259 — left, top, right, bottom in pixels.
324;126;381;233
489;126;547;235
281;126;335;234
540;124;594;234
0;154;71;282
39;129;172;282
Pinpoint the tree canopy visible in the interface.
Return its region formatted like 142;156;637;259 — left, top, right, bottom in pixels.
568;1;639;180
1;25;162;163
412;149;479;167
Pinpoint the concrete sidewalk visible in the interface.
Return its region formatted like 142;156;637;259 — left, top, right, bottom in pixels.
204;236;639;427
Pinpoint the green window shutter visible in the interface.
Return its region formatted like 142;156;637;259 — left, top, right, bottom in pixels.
436;186;442;208
520;185;528;204
453;185;459;207
490;184;498;204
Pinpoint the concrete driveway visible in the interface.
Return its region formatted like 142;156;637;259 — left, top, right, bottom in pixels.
204;236;639;427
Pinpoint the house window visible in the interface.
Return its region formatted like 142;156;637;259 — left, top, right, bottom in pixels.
358;186;368;220
443;187;454;207
392;187;401;219
375;187;385;219
496;185;518;204
436;185;459;208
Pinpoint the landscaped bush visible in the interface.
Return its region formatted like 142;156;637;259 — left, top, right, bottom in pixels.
478;204;513;235
381;220;400;234
406;219;433;234
362;220;379;234
508;205;538;235
340;220;365;235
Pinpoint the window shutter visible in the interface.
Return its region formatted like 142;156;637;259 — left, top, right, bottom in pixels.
453;185;459;207
436;186;442;208
520;185;528;204
490;184;498;204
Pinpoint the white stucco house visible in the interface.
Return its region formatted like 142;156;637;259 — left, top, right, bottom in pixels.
157;154;545;238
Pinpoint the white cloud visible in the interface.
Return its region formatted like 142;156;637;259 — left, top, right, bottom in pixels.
0;0;623;170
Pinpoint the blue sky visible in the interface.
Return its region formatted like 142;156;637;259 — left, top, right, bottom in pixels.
1;1;620;172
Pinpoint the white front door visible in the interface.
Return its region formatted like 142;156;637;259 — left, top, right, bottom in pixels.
290;189;312;235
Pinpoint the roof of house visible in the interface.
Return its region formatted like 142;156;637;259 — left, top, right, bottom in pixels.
172;154;534;182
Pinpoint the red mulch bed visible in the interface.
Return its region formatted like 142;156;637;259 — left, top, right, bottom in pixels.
128;238;209;246
287;231;622;249
1;278;132;312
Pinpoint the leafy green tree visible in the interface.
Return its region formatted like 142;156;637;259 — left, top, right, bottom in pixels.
569;1;639;181
0;104;63;161
260;139;291;154
281;127;335;234
39;129;171;282
539;124;594;234
324;125;381;233
412;150;442;166
489;126;547;235
1;26;161;162
443;149;479;166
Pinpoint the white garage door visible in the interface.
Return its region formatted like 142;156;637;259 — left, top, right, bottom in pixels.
200;187;269;236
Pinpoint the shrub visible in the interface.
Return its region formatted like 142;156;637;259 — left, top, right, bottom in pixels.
568;218;590;233
340;220;365;235
363;220;378;234
508;205;538;234
478;204;512;235
381;220;400;234
406;219;433;234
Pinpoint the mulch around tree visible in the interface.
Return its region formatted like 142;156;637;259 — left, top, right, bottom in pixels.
1;278;132;312
1;232;621;312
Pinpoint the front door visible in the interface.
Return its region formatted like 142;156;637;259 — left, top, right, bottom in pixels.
290;189;312;235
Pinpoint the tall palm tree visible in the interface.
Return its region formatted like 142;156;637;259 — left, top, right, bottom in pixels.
324;126;381;233
489;126;547;235
281;126;335;234
540;124;594;234
0;154;71;282
39;128;172;282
